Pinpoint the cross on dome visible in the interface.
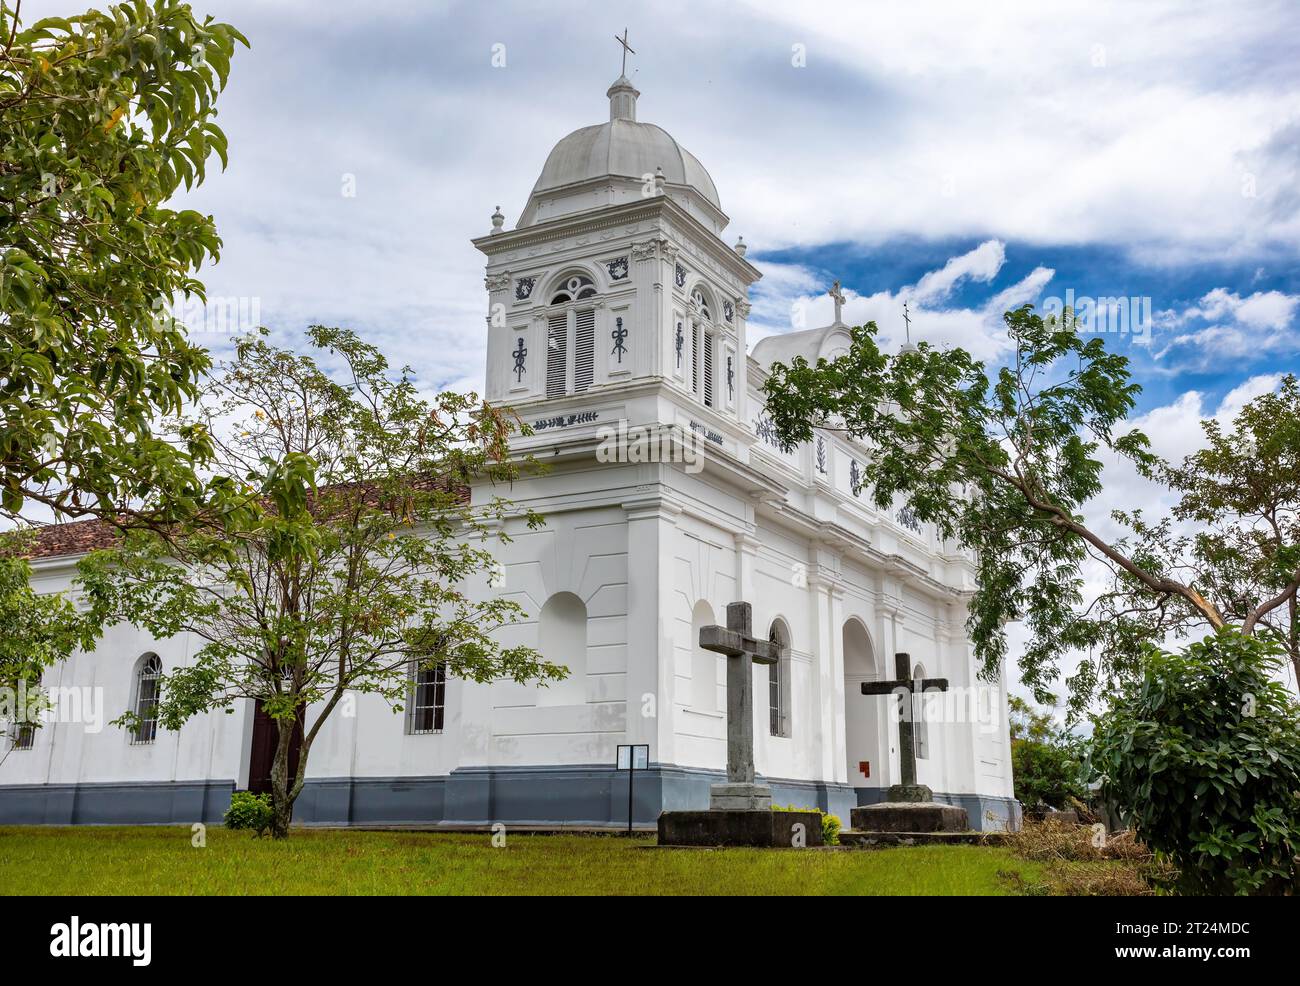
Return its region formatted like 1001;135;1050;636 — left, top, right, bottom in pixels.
901;299;918;353
614;28;635;76
828;279;846;325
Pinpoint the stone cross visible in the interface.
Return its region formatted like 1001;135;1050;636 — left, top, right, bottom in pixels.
828;279;846;324
699;602;782;809
861;652;948;794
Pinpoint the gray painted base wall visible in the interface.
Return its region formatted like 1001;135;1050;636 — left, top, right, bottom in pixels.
0;780;235;825
0;767;1021;831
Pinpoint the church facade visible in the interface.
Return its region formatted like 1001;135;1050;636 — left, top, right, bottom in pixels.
0;74;1018;831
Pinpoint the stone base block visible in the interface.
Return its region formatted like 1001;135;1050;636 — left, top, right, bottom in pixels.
657;809;823;847
850;801;969;833
886;783;933;803
708;782;772;811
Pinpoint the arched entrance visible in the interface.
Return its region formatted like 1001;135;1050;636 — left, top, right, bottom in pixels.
842;618;883;788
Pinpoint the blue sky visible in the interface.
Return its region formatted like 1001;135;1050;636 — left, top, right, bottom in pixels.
22;0;1300;697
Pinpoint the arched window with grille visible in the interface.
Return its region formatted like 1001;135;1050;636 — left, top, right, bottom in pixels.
545;273;599;399
768;620;791;737
131;653;162;745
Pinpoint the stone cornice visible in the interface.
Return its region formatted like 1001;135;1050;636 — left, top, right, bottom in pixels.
473;196;762;285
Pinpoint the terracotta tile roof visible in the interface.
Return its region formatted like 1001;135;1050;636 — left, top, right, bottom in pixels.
24;476;472;561
26;519;120;559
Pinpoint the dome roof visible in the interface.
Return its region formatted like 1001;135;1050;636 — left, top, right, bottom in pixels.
752;324;853;372
517;77;725;232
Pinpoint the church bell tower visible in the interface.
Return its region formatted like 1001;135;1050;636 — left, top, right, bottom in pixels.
472;60;761;456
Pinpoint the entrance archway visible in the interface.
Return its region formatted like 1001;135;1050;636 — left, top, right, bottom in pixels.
842;618;882;788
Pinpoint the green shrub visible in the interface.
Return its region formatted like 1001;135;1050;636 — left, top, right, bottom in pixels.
1091;630;1300;896
1009;696;1091;811
773;804;842;846
224;791;275;837
821;812;842;846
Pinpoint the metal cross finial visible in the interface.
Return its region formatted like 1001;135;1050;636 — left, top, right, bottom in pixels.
903;300;912;345
829;279;846;324
614;28;635;76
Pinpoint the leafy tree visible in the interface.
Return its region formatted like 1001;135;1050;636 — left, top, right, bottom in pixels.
1091;630;1300;895
762;306;1300;716
0;530;95;764
1;0;248;525
79;327;566;837
1007;695;1089;811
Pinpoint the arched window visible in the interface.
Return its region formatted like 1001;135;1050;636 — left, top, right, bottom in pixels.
407;655;447;735
689;288;714;406
545;273;598;398
131;653;162;745
537;592;587;706
690;600;717;711
912;662;929;760
768;620;791;737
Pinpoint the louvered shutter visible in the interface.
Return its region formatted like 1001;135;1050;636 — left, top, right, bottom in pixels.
691;323;701;394
702;331;714;407
547;313;567;398
574;309;595;393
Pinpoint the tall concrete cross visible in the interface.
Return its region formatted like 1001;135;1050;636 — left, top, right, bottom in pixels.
861;652;948;795
828;279;846;324
699;602;782;808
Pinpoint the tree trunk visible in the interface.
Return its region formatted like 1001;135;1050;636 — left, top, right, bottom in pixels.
268;717;295;839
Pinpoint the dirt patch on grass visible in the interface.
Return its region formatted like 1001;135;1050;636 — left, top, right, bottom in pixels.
1001;819;1177;895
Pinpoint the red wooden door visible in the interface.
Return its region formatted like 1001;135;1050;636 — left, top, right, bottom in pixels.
247;700;303;799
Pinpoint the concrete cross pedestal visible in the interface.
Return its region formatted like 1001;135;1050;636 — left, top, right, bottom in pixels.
656;602;824;847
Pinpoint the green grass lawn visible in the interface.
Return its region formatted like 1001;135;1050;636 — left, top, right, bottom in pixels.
0;826;1052;895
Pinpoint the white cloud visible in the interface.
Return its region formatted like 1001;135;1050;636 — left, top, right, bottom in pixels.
1154;288;1300;367
749;239;1053;362
910;241;1005;304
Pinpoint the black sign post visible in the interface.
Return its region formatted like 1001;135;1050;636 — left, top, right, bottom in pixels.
615;743;650;835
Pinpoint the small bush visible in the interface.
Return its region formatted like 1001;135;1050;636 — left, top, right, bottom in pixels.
225;791;274;837
773;804;842;846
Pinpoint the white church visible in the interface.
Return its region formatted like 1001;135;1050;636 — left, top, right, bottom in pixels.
1;71;1018;831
